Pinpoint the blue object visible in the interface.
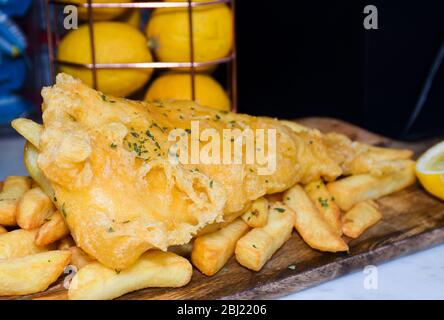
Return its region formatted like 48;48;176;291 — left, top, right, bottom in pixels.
0;0;31;17
0;10;26;57
0;94;32;125
0;53;27;94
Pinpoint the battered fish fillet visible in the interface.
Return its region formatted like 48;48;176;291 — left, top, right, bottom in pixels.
25;74;410;270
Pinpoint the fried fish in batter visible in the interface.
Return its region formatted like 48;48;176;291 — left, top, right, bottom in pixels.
15;74;411;270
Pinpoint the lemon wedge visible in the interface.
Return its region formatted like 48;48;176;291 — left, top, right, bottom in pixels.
416;141;444;200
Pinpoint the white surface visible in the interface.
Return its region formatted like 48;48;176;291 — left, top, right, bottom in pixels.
281;244;444;299
1;136;443;299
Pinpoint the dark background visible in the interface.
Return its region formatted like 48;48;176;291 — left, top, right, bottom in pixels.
235;0;444;140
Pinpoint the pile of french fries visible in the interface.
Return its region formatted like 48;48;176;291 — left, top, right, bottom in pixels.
0;119;416;299
0;175;192;299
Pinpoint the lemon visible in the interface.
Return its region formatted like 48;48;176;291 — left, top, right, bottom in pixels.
145;73;230;112
58;22;153;97
71;0;132;21
416;141;444;200
146;0;232;68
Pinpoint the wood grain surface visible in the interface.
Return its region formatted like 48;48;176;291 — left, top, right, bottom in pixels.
3;117;444;300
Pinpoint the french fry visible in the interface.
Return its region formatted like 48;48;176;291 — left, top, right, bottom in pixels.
35;211;70;246
304;180;342;235
0;229;47;259
235;203;295;271
17;187;54;230
11;118;43;149
0;226;7;235
345;146;414;176
0;176;31;226
327;160;416;211
0;250;71;296
342;200;382;238
368;145;413;159
284;185;348;252
241;197;268;228
280;120;311;133
68;247;96;270
192;218;250;276
68;251;192;300
58;236;76;250
23;142;55;200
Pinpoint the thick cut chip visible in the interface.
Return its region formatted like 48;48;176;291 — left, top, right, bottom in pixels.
68;251;192;300
0;250;71;296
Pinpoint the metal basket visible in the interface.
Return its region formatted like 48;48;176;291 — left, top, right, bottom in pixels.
44;0;237;111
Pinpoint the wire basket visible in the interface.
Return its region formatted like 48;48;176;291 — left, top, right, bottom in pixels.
43;0;237;111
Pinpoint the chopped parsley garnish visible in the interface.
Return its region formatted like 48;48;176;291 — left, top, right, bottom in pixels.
215;114;221;120
153;100;164;107
318;197;329;208
209;180;214;188
115;269;121;274
274;207;286;213
288;264;296;270
252;244;258;248
108;227;114;233
110;143;117;149
151;122;165;132
131;132;139;138
61;203;67;218
132;142;143;156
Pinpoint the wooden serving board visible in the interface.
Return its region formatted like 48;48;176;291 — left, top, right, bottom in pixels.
5;117;444;300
